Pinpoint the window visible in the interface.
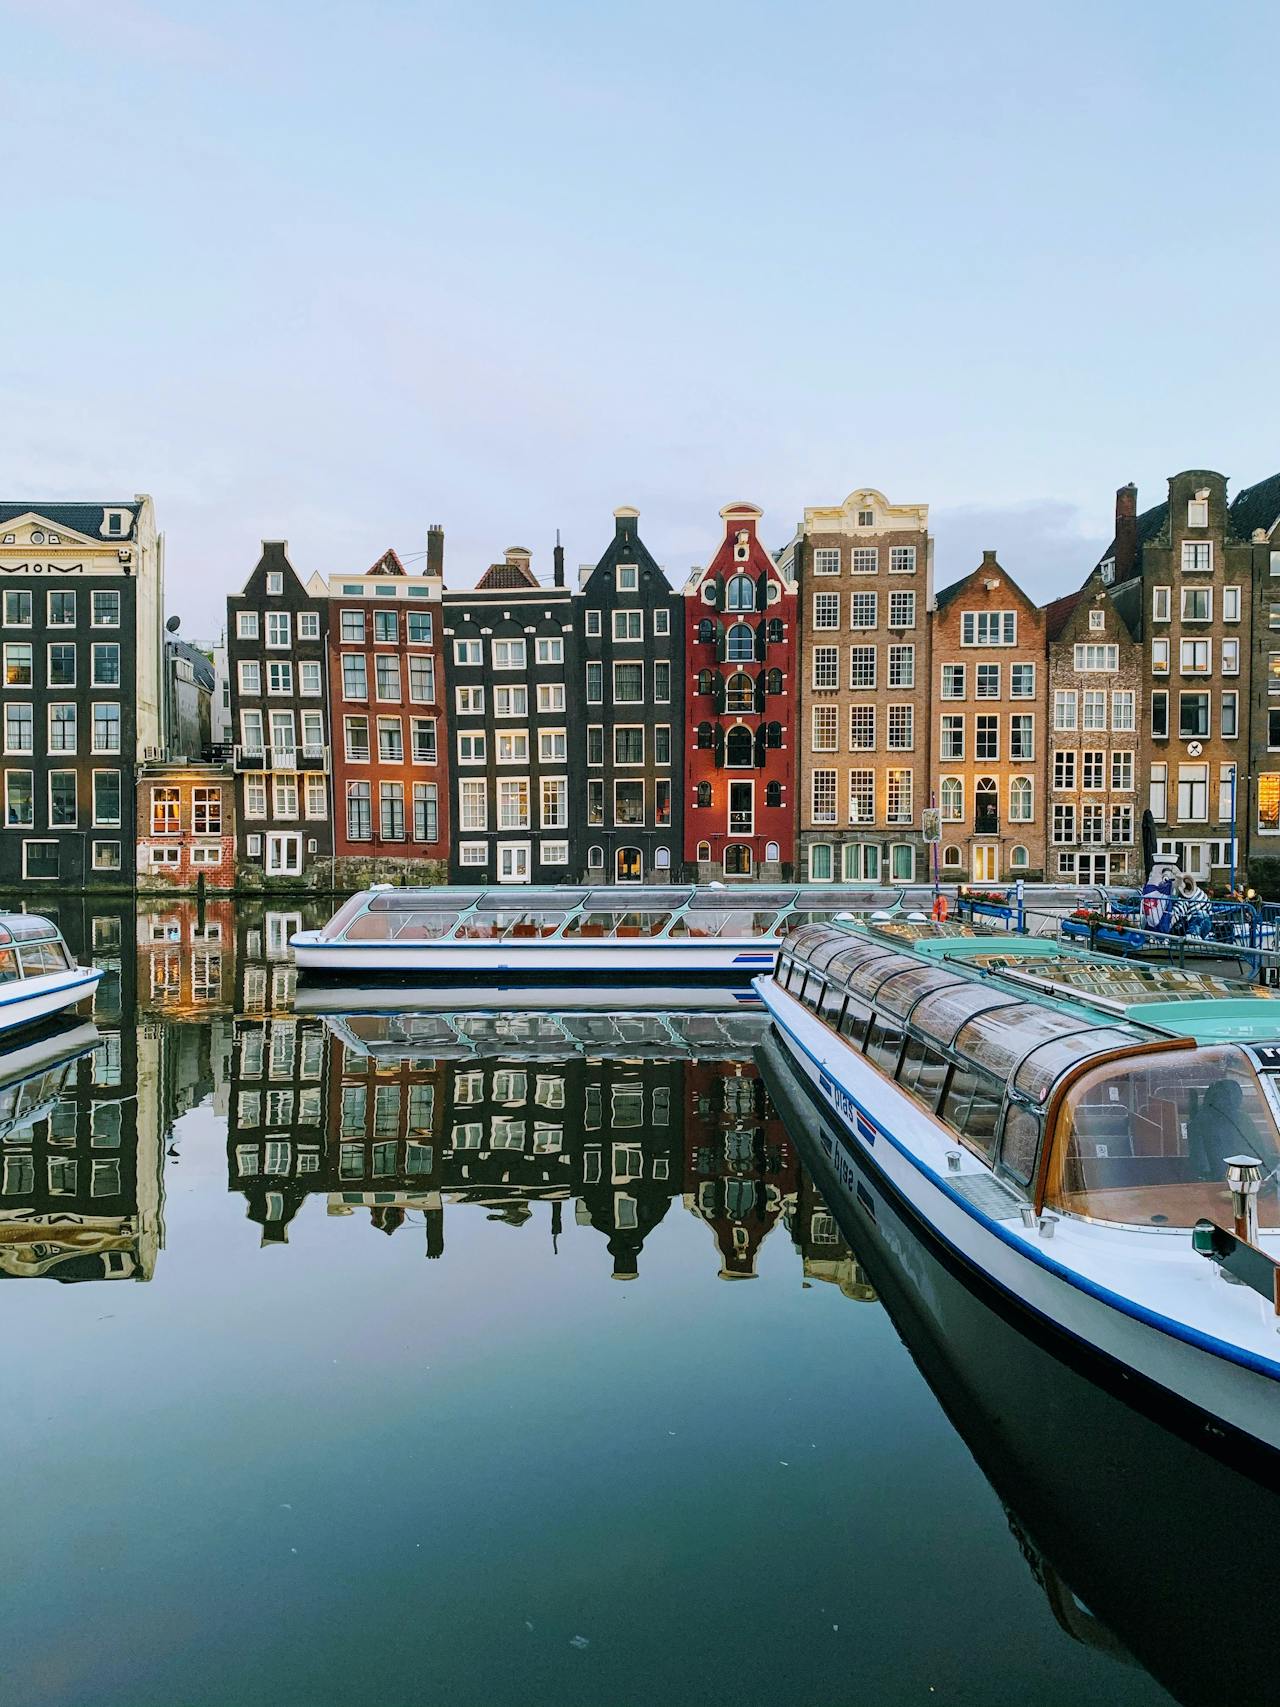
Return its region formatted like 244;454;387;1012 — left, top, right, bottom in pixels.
941;663;965;700
49;770;77;827
813;592;840;630
23;841;58;880
1151;690;1169;739
375;655;401;700
454;639;482;665
1110;805;1133;844
1181;586;1211;623
1082;750;1104;790
975;663;1000;698
1223;586;1241;623
1011;663;1035;698
1222;638;1239;675
887;704;913;749
940;714;964;760
1222;691;1239;739
940;777;963;821
653;609;670;637
611;663;643;703
267;660;293;695
726;622;755;661
1088;608;1104;632
380;781;406;839
1009;776;1032;822
586;661;603;703
655;725;671;765
812;647;839;690
1150;763;1167;821
373;608;398;643
192;786;221;834
1179;692;1210;739
49;703;76;753
1111;751;1134;791
266;571;283;595
1111;691;1134;732
1080;803;1105;844
1188;495;1209;528
541;777;568;828
848;769;875;824
496;730;529;764
975;714;998;760
412;717;438;762
3;702;31;753
493;639;526;670
1074;644;1118;671
1182;541;1212;572
408;655;435;702
849;591;877;628
498;779;530;829
1083;689;1106;732
889;591;915;628
300;660;322;696
537;682;565;715
1052;803;1075;844
340;610;364;643
1053;691;1077;731
890;546;916;573
540;840;568;866
494;685;528;718
1053;750;1076;790
93;840;121;871
851;545;877;573
889;644;914;687
615;780;644;825
1010;713;1034;760
48;643;75;686
539;728;566;763
1177;764;1208;821
299;611;321;641
3;590;30;626
377;717;403;761
459;779;486;831
849;706;875;750
588;779;604;823
342;655;367;700
616;564;639;592
811;770;837;825
886;768;912;824
808;842;833;881
346;781;372;840
457;731;486;763
813;548;840;575
89;769;121;827
652;659;671;703
613;610;643;641
614;726;644;765
48;589;76;626
266;611;291;648
960;611;1015;646
848;646;876;689
236;611;259;640
1152;585;1171;622
244;773;267;817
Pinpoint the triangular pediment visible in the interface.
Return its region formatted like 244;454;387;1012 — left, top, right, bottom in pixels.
0;511;101;549
367;548;407;577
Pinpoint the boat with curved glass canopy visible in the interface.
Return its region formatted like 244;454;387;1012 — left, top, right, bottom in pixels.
757;916;1280;1467
291;885;902;981
0;914;101;1034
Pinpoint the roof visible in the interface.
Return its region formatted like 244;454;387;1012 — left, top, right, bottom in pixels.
167;638;215;694
475;561;540;590
1097;499;1167;569
0;501;141;540
366;548;407;576
1107;576;1143;642
1042;588;1083;640
934;553;1041;615
1230;471;1280;542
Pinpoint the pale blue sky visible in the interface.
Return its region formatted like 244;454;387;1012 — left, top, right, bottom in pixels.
3;0;1277;637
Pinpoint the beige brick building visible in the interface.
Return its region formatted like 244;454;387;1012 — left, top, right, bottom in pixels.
932;553;1046;883
779;487;932;885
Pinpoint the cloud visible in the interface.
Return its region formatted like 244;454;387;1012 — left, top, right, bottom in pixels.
931;498;1107;604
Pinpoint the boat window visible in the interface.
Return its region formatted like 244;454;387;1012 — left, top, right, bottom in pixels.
954;1005;1093;1087
1047;1046;1280;1228
802;975;826;1017
898;1036;949;1112
342;912;397;941
666;910;726;938
0;949;17;983
846;953;918;1006
390;911;461;940
818;981;845;1030
865;1014;906;1076
839;996;871;1045
1012;1028;1142;1104
562;911;670;938
909;985;1020;1051
806;933;864;974
322;895;372;939
1000;1105;1041;1186
6;915;59;943
875;966;968;1021
19;941;71;975
941;1065;1003;1162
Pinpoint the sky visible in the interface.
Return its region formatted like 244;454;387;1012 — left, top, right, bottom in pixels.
2;0;1278;641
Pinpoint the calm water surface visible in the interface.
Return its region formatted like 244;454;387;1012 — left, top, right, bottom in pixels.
3;898;1271;1706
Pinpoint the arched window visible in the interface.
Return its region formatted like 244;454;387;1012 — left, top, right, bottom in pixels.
890;844;915;881
726;574;754;611
347;781;372;841
1009;776;1033;822
696;721;714;749
726;622;755;662
696;780;712;808
765;780;781;808
766;617;784;644
697;617;715;644
940;776;963;822
764;721;782;749
1010;844;1030;869
725;725;753;767
942;844;962;868
724;844;753;876
765;668;783;696
654;846;671;870
764;841;780;863
696;840;712;863
975;776;998;832
587;844;604;868
696;668;715;696
725;672;754;713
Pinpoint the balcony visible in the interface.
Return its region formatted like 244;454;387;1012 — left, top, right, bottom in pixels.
232;744;330;772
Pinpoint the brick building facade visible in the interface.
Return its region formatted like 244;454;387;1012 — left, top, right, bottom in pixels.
136;761;236;891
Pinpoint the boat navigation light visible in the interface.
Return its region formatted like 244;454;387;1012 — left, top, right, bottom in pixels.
1224;1155;1265;1246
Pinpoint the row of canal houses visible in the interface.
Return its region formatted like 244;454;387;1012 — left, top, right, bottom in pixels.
5;468;1280;892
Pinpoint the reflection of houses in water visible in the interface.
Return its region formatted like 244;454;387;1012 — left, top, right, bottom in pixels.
787;1166;877;1302
136;899;236;1019
0;1024;164;1281
235;903;331;1018
228;1014;329;1243
683;1059;796;1278
326;1045;447;1250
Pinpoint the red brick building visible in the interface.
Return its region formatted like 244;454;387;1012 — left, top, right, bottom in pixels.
328;536;450;883
683;503;797;879
136;761;236;891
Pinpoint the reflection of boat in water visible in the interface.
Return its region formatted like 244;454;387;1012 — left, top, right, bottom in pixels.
291;884;900;983
316;1008;771;1063
294;980;765;1015
760;1030;1280;1707
758;916;1280;1469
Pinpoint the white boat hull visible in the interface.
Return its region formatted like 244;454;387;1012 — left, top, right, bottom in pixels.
291;932;778;980
756;976;1280;1466
0;968;101;1033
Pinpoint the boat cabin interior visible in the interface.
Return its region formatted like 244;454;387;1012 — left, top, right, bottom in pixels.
775;919;1280;1233
0;915;75;981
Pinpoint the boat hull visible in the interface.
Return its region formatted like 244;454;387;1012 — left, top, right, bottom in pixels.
756;977;1280;1467
291;933;778;981
0;968;101;1035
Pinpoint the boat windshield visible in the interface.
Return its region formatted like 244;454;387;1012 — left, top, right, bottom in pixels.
18;941;71;976
5;915;62;944
343;910;462;941
1045;1045;1280;1229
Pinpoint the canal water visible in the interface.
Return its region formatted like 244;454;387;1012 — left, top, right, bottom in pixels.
1;897;1271;1707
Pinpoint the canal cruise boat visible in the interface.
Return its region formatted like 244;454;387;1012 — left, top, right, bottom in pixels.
756;916;1280;1472
290;884;906;984
0;914;101;1035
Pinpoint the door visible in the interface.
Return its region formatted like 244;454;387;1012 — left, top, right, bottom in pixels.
616;847;643;884
498;842;531;883
266;833;302;876
972;845;998;882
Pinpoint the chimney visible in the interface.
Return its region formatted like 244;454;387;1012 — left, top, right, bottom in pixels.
1113;483;1138;579
426;523;444;579
614;504;639;542
553;528;565;588
981;549;998;565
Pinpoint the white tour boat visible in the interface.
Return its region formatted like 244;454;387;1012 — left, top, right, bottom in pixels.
0;913;101;1034
290;884;904;983
757;915;1280;1472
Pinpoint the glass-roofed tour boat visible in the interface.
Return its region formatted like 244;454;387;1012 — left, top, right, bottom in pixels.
757;914;1280;1474
291;885;910;984
0;913;101;1036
